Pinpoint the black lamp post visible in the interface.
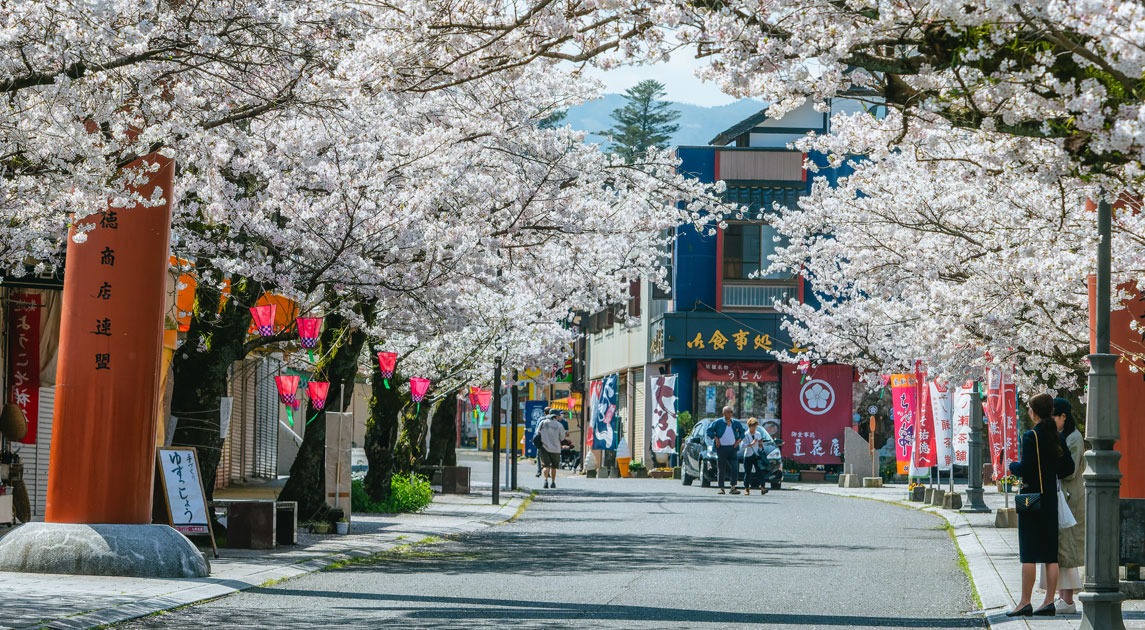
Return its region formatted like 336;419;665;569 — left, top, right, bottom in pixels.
1080;197;1126;629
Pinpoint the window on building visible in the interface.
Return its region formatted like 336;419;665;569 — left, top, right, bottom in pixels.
722;223;792;281
721;221;798;310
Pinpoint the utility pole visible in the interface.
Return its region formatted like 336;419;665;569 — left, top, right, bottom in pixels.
961;385;990;513
1080;197;1125;630
491;358;502;506
510;369;519;490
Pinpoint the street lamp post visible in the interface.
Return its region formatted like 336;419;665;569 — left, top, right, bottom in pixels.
491;358;502;506
961;385;991;513
1080;198;1126;630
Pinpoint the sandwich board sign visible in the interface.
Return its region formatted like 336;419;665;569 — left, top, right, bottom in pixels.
156;447;217;557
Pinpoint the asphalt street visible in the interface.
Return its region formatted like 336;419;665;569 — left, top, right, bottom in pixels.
116;458;983;630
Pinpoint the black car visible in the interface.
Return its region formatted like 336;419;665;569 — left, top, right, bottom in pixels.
681;418;785;490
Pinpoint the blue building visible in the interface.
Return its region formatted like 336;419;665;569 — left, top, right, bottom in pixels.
587;96;872;468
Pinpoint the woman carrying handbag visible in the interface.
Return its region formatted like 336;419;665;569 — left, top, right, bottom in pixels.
1005;393;1075;617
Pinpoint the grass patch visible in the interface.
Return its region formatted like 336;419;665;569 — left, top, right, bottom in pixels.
942;522;983;609
505;492;535;523
326;534;450;570
351;474;433;514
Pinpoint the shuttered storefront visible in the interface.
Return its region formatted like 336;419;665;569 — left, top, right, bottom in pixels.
631;368;646;465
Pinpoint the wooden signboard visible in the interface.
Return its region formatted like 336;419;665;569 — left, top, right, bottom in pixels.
155;447;217;557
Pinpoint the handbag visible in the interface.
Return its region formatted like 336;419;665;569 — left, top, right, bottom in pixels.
1015;430;1044;513
1057;479;1077;528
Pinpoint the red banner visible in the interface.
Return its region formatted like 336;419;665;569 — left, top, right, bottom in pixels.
984;367;1018;482
780;364;852;465
890;373;917;475
697;361;779;383
7;293;41;444
912;369;937;469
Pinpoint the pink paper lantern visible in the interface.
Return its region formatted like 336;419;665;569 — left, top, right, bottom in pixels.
410;377;431;402
250;304;277;336
297;317;322;348
377;351;398;388
274;374;300;425
476;389;492;412
307;380;330;410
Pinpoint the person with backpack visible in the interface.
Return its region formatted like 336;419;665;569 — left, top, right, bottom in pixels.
535;412;567;489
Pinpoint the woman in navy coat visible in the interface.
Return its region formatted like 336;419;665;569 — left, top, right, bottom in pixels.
1005;392;1075;617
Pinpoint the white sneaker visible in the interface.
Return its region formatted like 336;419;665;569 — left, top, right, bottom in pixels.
1055;599;1077;614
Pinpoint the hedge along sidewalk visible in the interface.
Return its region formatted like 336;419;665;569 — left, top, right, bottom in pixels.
795;482;1145;630
0;491;529;630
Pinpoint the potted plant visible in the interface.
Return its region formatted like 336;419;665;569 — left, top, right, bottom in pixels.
996;475;1019;493
310;521;331;534
335;518;349;535
628;461;648;478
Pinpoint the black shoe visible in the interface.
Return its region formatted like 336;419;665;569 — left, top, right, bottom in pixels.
535;472;541;477
544;481;549;489
1033;603;1056;617
550;481;556;488
1005;604;1033;617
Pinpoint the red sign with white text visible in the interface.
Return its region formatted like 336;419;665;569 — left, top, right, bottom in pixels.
780;364;852;465
697;361;779;383
7;293;40;444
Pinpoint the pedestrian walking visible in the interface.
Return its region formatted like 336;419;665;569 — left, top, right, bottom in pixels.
536;411;567;489
1006;393;1075;618
706;405;744;495
741;418;769;496
1037;397;1086;613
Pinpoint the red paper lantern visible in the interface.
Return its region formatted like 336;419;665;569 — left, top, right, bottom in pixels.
476;389;492;413
250;304;277;336
297;317;322;349
307;380;330;410
274;374;300;425
410;376;431;413
377;351;398;388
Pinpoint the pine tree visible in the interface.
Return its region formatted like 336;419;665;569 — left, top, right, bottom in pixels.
602;80;680;162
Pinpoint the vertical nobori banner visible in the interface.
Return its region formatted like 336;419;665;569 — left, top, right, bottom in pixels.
929;380;954;471
983;367;1018;482
890;373;917;475
523;400;546;458
911;369;937;473
46;153;174;524
7;293;40;444
649;375;678;454
951;382;975;467
592;373;619;450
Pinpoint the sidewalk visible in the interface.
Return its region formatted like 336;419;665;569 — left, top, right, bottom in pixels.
797;481;1145;629
0;490;528;630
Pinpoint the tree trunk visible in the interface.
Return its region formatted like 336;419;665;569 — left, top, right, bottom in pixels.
363;364;403;502
425;390;459;467
395;398;426;474
278;310;369;520
170;276;262;501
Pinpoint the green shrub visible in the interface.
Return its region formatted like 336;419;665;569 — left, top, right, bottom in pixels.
351;473;433;514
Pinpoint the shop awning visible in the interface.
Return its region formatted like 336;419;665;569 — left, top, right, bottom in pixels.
549;393;582;411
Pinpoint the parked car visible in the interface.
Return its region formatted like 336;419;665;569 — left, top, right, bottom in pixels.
681;418;785;490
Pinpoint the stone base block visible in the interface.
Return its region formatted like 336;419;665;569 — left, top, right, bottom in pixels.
994;508;1018;528
910;486;926;502
840;474;862;488
585;469;597;478
943;493;963;510
0;523;209;578
1121;580;1145;600
862;477;883;488
923;488;935;503
930;489;945;506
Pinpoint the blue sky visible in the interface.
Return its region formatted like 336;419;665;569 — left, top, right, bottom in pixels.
582;55;737;107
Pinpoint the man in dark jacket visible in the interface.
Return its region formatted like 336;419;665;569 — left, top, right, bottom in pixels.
706;406;745;495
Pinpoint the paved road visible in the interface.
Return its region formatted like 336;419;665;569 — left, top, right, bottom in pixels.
116;467;983;629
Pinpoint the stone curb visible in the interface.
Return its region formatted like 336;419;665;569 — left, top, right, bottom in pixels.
14;492;529;630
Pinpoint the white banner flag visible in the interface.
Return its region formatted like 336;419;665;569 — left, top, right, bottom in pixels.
929;381;954;471
952;382;974;467
649;375;678;454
